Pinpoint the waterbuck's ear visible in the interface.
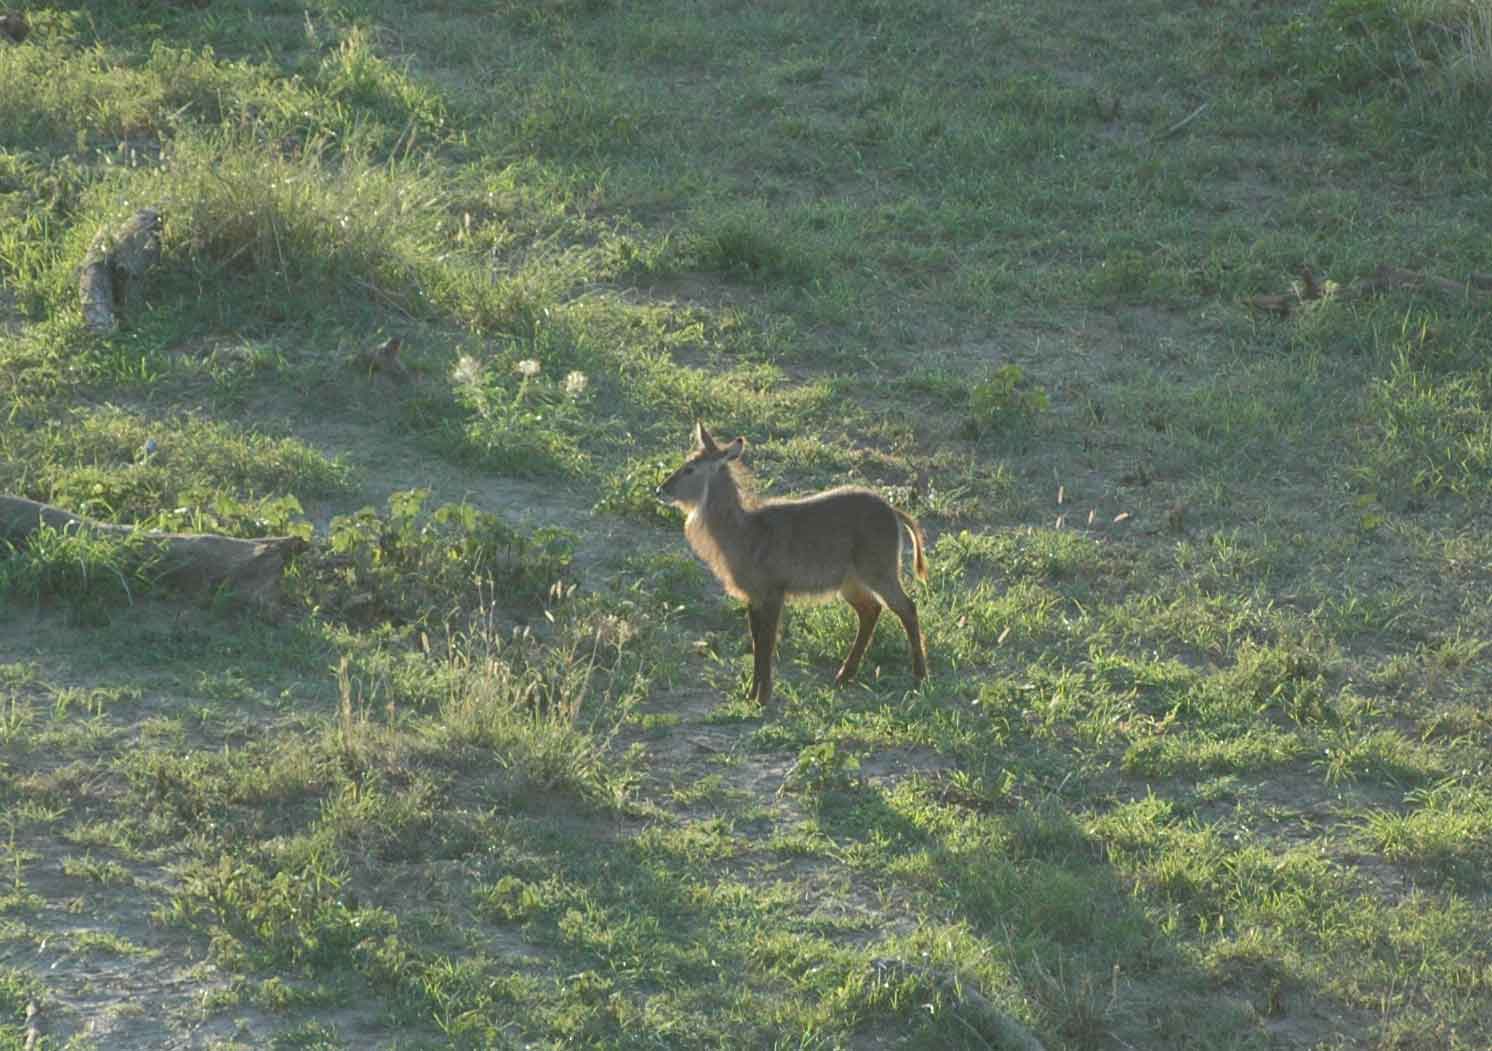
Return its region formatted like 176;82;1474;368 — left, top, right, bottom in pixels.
721;436;745;461
694;421;718;452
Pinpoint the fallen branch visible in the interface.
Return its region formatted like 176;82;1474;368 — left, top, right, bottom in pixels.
0;495;305;604
1247;263;1492;316
871;959;1047;1051
78;208;163;335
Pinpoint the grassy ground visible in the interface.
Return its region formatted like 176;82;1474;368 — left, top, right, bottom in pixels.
2;0;1491;1047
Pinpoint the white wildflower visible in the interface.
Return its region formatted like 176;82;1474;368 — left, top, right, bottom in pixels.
564;370;589;397
515;358;541;379
451;354;484;387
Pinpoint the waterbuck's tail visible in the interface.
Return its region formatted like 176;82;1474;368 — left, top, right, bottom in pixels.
894;508;929;582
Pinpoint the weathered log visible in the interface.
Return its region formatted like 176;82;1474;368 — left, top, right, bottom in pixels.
79;238;117;335
110;207;163;309
78;208;162;334
0;495;305;604
1248;263;1492;316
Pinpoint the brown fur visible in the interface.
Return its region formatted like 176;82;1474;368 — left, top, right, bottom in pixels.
657;423;928;705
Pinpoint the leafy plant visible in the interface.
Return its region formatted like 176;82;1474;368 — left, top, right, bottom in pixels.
449;355;592;477
964;363;1050;438
593;456;676;523
291;489;574;626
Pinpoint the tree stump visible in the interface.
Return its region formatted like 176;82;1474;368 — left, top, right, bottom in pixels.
0;12;29;43
79;208;163;334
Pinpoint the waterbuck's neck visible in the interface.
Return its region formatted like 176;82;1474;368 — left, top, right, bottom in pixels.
687;463;756;536
683;462;760;601
686;462;757;546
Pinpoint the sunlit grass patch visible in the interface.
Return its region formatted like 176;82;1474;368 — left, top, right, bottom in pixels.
1356;780;1492;889
0;968;46;1047
0;13;445;154
0;524;158;625
1122;725;1308;778
1358;344;1492;499
1318;726;1447;787
140;133;454;332
1;0;1490;1045
1096;801;1355;937
1;405;347;527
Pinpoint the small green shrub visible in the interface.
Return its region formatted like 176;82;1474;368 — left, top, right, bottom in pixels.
964;364;1049;438
686;205;819;286
177;853;397;970
292;489;574;626
449;355;591;477
593;456;675;523
782;740;863;796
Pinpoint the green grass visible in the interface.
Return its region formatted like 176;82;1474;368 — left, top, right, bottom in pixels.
2;0;1491;1047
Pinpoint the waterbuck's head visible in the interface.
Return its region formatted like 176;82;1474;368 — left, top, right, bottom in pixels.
656;422;744;510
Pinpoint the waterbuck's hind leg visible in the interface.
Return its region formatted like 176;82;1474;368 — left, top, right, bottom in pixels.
836;581;882;685
880;578;927;680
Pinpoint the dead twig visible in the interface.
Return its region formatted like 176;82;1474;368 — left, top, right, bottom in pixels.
1157;101;1209;140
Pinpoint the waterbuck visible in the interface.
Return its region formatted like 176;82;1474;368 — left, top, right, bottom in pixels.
656;423;928;706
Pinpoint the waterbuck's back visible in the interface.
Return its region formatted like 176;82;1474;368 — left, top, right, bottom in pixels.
745;487;905;600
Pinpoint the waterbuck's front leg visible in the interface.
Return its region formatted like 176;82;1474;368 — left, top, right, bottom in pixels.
747;593;784;705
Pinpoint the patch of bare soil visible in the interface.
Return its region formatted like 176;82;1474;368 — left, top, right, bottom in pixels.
858;744;958;784
5;847;236;1051
631;686;795;798
0;622;388;1049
